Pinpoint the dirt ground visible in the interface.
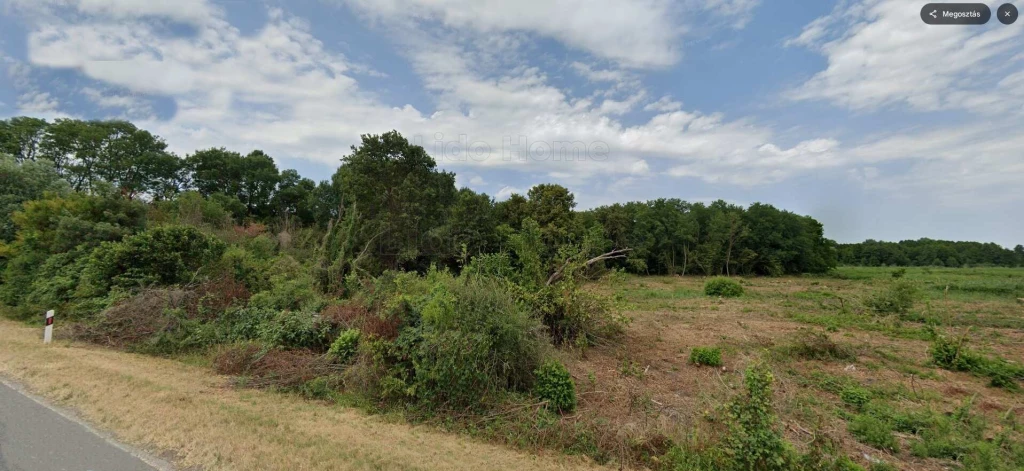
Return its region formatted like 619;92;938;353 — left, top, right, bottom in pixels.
568;270;1023;470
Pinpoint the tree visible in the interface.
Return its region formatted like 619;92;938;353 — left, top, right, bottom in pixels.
273;169;317;226
237;150;280;220
526;184;581;260
0;117;48;162
331;131;456;271
187;148;244;198
447;188;499;261
0;154;68;243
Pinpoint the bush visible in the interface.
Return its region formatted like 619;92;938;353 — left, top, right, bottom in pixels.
931;335;1023;389
864;280;917;314
848;414;898;452
357;272;544;410
785;330;856;361
704;277;743;297
689;347;723;367
724;364;791;471
840;386;871;411
534;360;577;413
257;310;331;351
328;328;361;363
78;226;226;297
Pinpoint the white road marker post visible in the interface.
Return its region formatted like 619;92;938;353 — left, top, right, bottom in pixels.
43;310;54;344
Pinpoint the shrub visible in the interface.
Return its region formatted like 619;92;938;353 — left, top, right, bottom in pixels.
724;364;792;471
848;414;898;452
78;226;226;297
328;328;361;363
840;386;871;411
534;360;577;413
785;330;857;361
258;310;331;351
890;268;906;279
689;347;723;367
704;277;744;297
931;335;1023;389
412;275;543;409
864;280;917;314
354;271;544;410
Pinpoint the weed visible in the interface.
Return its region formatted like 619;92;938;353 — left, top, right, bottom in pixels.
839;386;871;411
328;328;361;363
534;360;576;413
848;414;898;452
689;347;723;367
783;330;856;362
864;280;917;314
704;277;744;298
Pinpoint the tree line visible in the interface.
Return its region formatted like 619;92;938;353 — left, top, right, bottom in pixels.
3;116;1017;281
838;239;1024;268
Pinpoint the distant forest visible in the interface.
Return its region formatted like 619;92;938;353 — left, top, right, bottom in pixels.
1;116;1021;296
838;239;1023;268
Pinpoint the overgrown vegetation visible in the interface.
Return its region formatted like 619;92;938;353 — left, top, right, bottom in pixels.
2;117;1022;471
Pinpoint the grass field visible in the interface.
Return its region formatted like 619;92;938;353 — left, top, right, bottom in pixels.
2;266;1021;470
565;267;1023;470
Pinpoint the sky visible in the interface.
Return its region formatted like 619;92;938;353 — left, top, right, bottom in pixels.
0;0;1021;247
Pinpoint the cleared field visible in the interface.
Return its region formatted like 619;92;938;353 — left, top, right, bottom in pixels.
0;319;604;471
567;267;1023;470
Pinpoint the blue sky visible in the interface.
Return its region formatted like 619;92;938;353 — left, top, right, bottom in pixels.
1;0;1022;246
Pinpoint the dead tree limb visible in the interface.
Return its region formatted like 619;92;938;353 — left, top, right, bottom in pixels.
546;248;632;286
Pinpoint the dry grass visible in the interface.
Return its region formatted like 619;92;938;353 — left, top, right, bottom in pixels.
0;319;606;471
571;272;1024;470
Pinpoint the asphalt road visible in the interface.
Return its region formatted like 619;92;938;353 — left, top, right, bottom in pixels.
0;381;163;471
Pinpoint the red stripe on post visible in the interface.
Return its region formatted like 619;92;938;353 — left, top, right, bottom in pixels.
45;317;54;326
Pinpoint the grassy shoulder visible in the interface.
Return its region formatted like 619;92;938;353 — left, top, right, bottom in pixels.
0;318;604;471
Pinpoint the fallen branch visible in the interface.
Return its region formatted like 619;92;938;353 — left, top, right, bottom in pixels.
545;248;632;286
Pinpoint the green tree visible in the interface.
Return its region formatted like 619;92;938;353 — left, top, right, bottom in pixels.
0;117;48;162
237;150;280;220
272;169;317;225
0;154;68;243
331;131;456;271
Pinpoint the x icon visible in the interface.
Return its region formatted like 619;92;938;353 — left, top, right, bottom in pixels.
1007;11;1013;17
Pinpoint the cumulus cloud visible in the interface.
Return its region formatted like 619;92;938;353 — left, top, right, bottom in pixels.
6;0;928;194
786;0;1024;114
340;0;682;68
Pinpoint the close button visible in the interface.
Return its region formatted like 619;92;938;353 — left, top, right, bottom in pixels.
921;3;991;24
997;3;1018;24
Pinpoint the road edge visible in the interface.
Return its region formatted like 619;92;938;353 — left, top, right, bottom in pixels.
0;376;178;471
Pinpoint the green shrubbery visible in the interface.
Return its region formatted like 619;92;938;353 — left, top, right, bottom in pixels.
931;335;1023;389
864;280;917;314
534;360;576;413
848;414;898;452
689;347;722;367
329;328;361;363
78;225;226;296
704;277;743;297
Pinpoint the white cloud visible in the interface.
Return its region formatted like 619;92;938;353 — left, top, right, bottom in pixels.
495;185;525;200
341;0;682;68
17;90;60;113
697;0;760;29
570;62;630;83
81;86;153;117
787;0;1024;114
7;0;220;25
11;0;865;190
643;96;682;112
